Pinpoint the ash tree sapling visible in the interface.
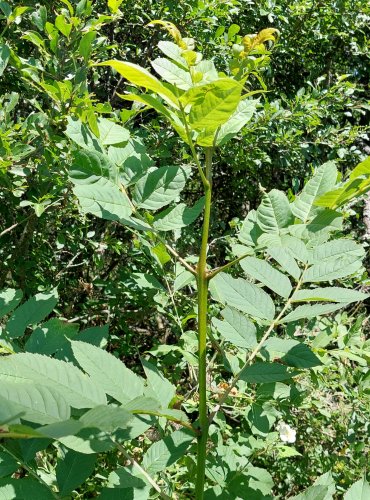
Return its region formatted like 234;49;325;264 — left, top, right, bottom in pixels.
0;21;369;500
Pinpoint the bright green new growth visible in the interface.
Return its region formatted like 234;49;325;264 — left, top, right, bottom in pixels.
0;20;370;500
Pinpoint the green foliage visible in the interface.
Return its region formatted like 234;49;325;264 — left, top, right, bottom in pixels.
0;2;369;499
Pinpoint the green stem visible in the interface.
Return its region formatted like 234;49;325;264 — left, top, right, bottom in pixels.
195;147;213;499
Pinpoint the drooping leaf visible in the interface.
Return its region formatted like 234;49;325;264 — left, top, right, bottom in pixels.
212;307;257;350
71;341;144;404
56;451;96;497
240;256;292;298
292;162;338;222
5;290;58;338
141;429;193;474
98;60;178;107
257;190;294;233
133;165;190;210
238;209;263;246
211;273;275;320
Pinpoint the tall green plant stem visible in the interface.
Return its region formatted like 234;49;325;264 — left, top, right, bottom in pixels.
195;147;213;499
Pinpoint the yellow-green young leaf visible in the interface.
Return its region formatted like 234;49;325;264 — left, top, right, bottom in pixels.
240;256;292;298
98;60;179;107
187;78;243;131
292;161;338;222
97;118;130;145
55;14;72;38
216;98;257;145
315;177;370;209
349;156;370;180
78;31;96;61
211;273;275;320
291;287;368;303
107;0;124;13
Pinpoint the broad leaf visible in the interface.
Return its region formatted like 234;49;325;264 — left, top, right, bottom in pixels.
217;99;257;145
303;257;363;283
240;362;297;383
151;57;192;90
211;273;275;320
97;118;130;145
65;117;103;152
5;290;58;338
263;338;321;368
344;477;370;500
108;137;153;186
56;451;96;497
142;359;176;408
267;246;301;281
72;178;132;221
292;161;337;222
141;429;193;474
292;287;368;303
153;197;205;231
187;78;243;131
238;209;263;246
212;307;257;350
25;318;79;355
240;256;292;298
0;383;70;424
0;478;54;500
308;239;364;264
0;289;23;319
133;165;190;210
0;353;107;408
257;190;294;233
71;341;144;404
80;405;133;433
280;303;348;323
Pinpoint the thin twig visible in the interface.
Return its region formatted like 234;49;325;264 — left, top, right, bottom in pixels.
207;252;252;279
